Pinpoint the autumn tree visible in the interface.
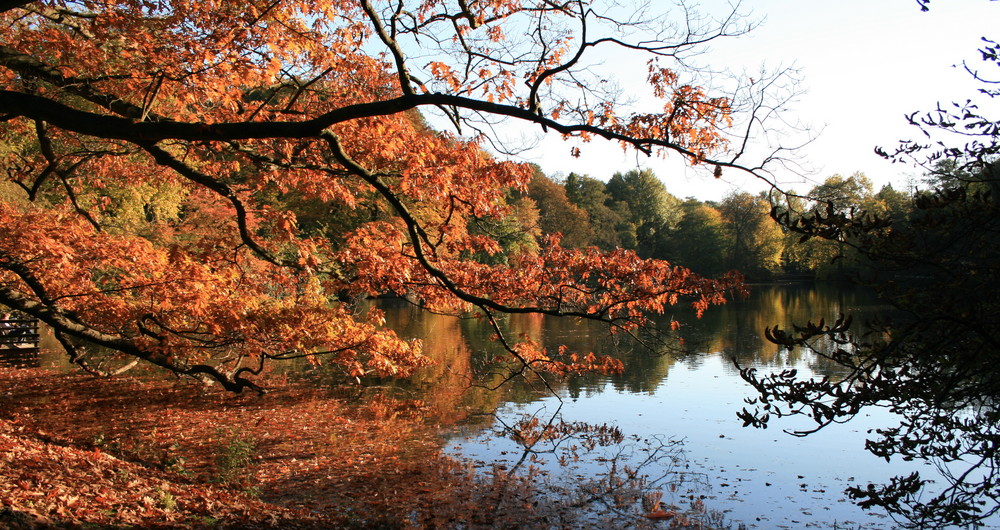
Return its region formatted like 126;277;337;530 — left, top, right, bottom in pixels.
527;168;594;249
0;0;786;391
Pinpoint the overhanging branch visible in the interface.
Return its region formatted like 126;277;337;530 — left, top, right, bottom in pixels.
1;90;733;167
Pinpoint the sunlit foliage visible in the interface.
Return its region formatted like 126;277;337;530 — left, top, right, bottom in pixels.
0;1;774;391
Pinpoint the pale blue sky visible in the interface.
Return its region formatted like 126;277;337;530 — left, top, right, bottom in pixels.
518;0;998;200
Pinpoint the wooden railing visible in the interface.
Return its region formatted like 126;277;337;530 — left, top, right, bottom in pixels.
0;318;40;354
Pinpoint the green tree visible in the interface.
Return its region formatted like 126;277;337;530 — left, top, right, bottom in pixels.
718;191;783;278
667;200;727;275
787;173;881;278
808;172;874;209
773;191;819;275
606;168;682;258
467;192;541;264
869;184;911;221
563;173;625;250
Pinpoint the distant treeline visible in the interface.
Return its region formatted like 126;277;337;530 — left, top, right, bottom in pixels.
499;165;915;281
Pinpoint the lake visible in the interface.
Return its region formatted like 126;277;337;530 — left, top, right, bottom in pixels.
7;283;984;528
379;283;934;528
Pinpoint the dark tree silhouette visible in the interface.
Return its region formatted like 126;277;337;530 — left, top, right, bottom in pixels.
738;35;1000;528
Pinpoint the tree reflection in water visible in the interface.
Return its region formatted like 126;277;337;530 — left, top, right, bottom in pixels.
370;284;901;528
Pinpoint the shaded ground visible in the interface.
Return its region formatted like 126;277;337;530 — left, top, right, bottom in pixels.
0;367;503;528
0;366;735;529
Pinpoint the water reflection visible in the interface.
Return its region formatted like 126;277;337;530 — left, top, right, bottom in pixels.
379;284;911;528
386;283;886;409
10;284;910;527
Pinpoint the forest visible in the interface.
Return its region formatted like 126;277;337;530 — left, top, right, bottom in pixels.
0;0;998;528
520;166;911;281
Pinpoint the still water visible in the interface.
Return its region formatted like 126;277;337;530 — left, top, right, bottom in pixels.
382;284;933;528
6;284;980;527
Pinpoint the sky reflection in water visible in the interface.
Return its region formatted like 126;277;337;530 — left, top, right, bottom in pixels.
408;284;930;528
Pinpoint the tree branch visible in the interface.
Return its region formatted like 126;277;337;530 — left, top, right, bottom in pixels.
2;90;743;167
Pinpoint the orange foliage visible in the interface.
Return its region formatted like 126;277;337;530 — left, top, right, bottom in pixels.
0;0;746;390
0;368;486;527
